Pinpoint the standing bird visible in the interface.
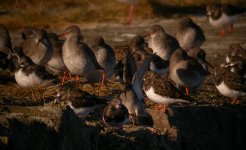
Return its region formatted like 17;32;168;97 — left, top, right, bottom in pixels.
206;4;245;36
46;32;68;76
117;0;138;24
214;66;246;104
89;35;116;80
146;25;180;61
176;17;206;50
169;48;212;95
13;47;59;87
54;82;106;119
60;25;105;86
21;28;53;66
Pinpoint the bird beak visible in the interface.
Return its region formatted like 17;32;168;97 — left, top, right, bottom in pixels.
37;39;41;46
143;32;151;38
58;32;67;38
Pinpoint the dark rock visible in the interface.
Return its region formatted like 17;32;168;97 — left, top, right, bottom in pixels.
0;104;245;150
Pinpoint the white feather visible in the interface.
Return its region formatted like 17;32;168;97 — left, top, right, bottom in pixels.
15;69;43;87
216;81;246;98
209;13;240;28
145;86;189;104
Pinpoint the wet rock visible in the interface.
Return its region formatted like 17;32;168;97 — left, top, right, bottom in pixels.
0;104;245;150
0;105;91;150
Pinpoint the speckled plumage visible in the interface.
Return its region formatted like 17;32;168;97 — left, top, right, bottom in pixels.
143;71;192;104
89;36;116;79
226;44;246;63
103;98;129;127
62;25;104;82
54;82;106;119
214;66;246;99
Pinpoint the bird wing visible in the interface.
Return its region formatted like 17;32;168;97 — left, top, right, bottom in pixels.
79;42;103;70
132;54;156;100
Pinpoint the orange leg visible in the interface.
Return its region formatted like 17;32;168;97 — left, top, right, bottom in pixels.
185;87;189;96
68;73;72;80
219;27;225;37
73;75;80;85
231;98;240;104
126;4;135;25
101;72;106;88
61;72;67;85
163;104;166;113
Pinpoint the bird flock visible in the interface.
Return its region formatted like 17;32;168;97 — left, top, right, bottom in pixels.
0;4;245;128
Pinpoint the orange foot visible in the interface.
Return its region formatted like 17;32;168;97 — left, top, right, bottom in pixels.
219;28;225;37
125;4;135;25
155;104;166;113
101;72;106;88
231;98;240;105
185;87;189;96
75;75;80;85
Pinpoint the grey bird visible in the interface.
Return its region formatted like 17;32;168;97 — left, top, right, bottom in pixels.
46;32;68;76
117;83;152;126
60;25;105;85
89;35;116;79
169;48;212;95
21;28;53;66
13;47;58;87
146;24;180;61
54;81;106;119
176;17;205;50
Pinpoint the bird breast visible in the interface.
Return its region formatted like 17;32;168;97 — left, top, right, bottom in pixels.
15;69;43;87
209;13;240;28
216;81;246;98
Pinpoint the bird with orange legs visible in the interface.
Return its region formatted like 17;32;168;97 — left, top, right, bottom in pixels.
59;25;106;87
206;4;245;37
